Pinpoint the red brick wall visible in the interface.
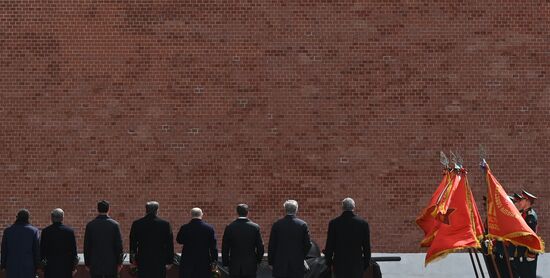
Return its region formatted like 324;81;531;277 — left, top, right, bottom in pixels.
0;1;548;253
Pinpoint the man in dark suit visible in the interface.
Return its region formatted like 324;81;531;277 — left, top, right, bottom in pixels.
268;200;312;278
176;207;218;278
222;204;264;278
130;201;174;278
84;200;124;278
40;208;79;278
324;198;371;278
1;209;40;278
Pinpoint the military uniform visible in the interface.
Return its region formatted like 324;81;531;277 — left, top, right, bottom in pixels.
513;207;538;278
494;240;517;277
488;193;524;278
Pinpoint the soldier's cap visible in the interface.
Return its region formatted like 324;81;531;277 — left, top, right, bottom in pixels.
512;193;524;202
521;190;537;201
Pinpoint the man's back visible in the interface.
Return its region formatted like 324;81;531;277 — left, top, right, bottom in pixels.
40;223;78;278
177;218;218;278
268;215;312;278
130;214;174;268
177;219;217;263
222;218;264;276
84;215;123;276
1;222;40;277
324;211;371;278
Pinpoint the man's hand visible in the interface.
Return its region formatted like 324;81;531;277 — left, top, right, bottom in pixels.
72;269;78;277
117;264;123;273
165;264;172;270
85;266;90;272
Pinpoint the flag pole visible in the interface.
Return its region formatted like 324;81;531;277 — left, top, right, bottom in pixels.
479;145;510;278
451;152;481;278
468;248;481;278
473;248;486;278
502;246;514;278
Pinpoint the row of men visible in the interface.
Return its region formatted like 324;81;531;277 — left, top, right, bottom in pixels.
1;198;371;278
490;190;539;278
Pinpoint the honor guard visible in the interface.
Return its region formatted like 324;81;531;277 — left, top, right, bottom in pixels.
493;194;523;277
513;190;539;278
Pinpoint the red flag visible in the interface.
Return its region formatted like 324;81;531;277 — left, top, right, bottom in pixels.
425;171;484;265
485;166;544;253
416;171;459;247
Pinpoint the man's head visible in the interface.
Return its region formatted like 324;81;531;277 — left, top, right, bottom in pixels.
520;190;537;210
146;201;159;215
16;209;30;223
342;197;356;212
284;200;298;215
510;193;524;210
97;200;110;214
236;204;249;217
51;208;64;223
191;207;203;219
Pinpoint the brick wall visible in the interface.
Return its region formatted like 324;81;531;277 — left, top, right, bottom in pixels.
0;1;548;253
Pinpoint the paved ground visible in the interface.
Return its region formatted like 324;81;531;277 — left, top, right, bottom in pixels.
68;253;548;278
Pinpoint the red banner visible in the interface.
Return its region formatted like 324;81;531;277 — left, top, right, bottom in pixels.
486;167;544;253
425;172;484;265
416;171;457;247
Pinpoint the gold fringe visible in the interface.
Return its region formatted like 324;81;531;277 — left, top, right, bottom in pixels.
425;245;481;266
487;233;545;254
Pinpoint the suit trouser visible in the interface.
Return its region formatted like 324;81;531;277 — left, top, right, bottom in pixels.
180;263;211;278
138;266;167;278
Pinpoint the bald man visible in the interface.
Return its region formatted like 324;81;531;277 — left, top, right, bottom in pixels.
176;208;218;278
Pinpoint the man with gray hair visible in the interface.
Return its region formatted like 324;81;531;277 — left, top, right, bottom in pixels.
40;208;79;278
129;201;174;278
177;207;218;278
324;197;371;278
268;200;312;278
1;209;40;278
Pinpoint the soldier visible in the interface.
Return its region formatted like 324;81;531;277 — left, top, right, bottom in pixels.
514;190;538;278
493;194;523;277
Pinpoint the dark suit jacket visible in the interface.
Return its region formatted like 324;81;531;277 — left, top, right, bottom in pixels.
40;223;78;278
176;218;218;278
324;211;371;278
222;218;264;276
84;215;123;276
1;221;40;278
268;215;312;278
129;214;174;275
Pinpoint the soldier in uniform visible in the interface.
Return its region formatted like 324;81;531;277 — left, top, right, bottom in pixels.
493;194;523;277
513;190;538;278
